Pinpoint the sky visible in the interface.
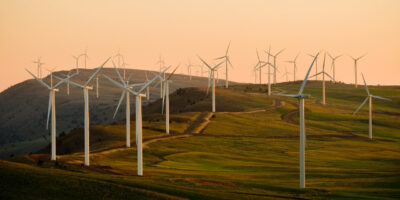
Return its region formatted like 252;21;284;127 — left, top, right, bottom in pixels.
0;0;399;92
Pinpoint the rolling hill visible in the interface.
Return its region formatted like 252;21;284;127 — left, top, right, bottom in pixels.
1;81;399;199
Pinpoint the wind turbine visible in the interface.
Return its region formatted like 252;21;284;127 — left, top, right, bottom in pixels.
286;53;300;82
353;73;391;139
307;53;319;80
310;53;335;105
157;66;179;134
62;70;78;96
156;55;166;98
264;46;277;96
80;48;89;69
280;52;319;188
33;57;44;79
267;48;285;84
56;58;110;166
104;68;168;176
198;56;224;112
255;49;267;85
328;53;342;81
349;54;367;88
186;60;193;80
281;66;291;82
72;55;80;74
25;69;74;161
215;41;233;88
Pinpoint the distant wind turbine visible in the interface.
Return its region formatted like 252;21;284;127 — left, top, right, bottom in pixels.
80;48;89;69
310;53;335;105
215;41;233;88
255;49;267;85
280;52;320;188
56;58;110;166
104;68;167;176
26;69;74;161
281;66;291;82
353;73;391;139
198;56;224;112
327;53;342;81
286;53;300;82
349;54;367;88
267;48;285;84
33;57;45;79
264;46;277;96
72;55;80;74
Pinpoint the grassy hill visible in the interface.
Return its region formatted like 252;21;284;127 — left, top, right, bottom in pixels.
0;68;235;158
1;82;399;199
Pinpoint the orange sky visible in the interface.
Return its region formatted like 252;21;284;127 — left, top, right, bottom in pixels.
0;0;399;92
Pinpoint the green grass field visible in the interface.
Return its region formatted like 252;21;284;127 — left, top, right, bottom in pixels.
1;82;400;199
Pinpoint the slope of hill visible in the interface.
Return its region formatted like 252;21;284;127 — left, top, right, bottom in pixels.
0;68;236;158
1;82;399;199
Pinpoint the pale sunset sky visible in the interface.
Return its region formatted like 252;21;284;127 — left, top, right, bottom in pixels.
0;0;399;92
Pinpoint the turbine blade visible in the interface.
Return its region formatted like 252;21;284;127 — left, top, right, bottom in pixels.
323;72;335;81
353;97;369;115
46;91;52;130
299;52;320;95
372;95;392;101
215;56;226;60
113;91;126;119
103;74;137;96
361;73;370;95
54;73;77;88
275;48;285;57
212;61;224;70
225;41;231;55
85;57;111;87
198;56;212;70
25;69;51;90
162;82;167;114
227;57;233;69
166;66;179;80
112;60;126;86
280;94;300;98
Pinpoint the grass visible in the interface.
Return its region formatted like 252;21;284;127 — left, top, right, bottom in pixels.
1;82;400;199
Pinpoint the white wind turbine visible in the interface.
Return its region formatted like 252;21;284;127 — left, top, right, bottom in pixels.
264;46;277;96
307;53;319;80
33;57;44;79
280;52;319;188
353;73;391;139
309;53;335;105
281;66;291;82
327;53;342;81
62;70;78;96
56;58;110;166
255;49;267;85
198;56;224;112
349;54;367;88
80;48;89;69
186;60;193;80
286;53;300;82
72;54;81;74
26;69;74;161
215;41;233;88
267;48;285;84
145;72;151;101
156;55;166;98
157;66;179;134
104;68;167;176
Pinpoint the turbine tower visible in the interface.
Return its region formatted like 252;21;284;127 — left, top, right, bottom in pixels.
57;58;110;166
310;53;335;105
349;54;367;88
286;53;300;82
198;56;224;113
267;48;285;84
26;69;74;161
186;60;193;80
215;41;233;88
72;55;81;74
33;57;44;79
156;55;166;98
104;68;167;176
255;49;267;85
264;46;277;96
328;53;342;81
280;52;319;188
353;73;391;139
